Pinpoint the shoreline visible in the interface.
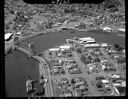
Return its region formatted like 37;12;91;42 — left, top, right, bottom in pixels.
5;26;125;55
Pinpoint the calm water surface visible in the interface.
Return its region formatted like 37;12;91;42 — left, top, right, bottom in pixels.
5;50;39;97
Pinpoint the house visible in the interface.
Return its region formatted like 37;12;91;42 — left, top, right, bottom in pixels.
122;49;125;53
112;83;121;87
102;27;112;32
113;55;120;59
118;28;125;32
112;79;126;87
102;65;106;70
101;43;108;47
101;59;108;64
110;74;120;78
75;81;84;86
101;79;109;84
79;85;85;89
88;66;94;72
5;33;13;41
53;22;62;27
16;31;22;35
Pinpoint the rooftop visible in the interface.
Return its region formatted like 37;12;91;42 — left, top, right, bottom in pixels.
5;33;13;40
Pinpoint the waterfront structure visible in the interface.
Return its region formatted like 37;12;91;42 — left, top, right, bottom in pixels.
59;45;71;50
79;37;94;41
26;80;34;93
49;48;60;52
101;43;108;47
28;42;36;57
84;43;100;48
12;35;19;50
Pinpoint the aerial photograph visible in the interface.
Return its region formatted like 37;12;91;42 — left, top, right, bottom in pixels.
5;0;125;97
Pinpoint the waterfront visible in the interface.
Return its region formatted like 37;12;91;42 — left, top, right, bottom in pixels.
22;30;125;53
5;30;125;97
5;50;39;97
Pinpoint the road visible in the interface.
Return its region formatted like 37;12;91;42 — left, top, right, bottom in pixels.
100;48;120;96
72;49;122;96
73;51;101;96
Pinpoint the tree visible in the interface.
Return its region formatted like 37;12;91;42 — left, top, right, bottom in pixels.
114;44;120;49
77;47;82;54
45;21;53;29
103;0;121;8
81;55;86;63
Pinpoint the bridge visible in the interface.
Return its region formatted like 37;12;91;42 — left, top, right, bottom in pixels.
15;46;46;63
14;46;53;97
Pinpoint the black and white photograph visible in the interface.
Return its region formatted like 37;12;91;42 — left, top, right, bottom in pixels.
5;0;125;97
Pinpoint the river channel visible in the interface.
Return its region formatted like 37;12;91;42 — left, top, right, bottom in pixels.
5;30;125;97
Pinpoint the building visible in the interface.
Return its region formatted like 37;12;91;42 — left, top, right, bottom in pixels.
5;33;13;41
110;74;120;78
100;43;108;47
79;37;94;42
118;28;125;32
80;39;96;44
101;79;109;84
78;37;98;47
84;43;100;48
15;31;22;35
102;27;112;32
53;22;62;27
49;48;60;52
59;45;71;51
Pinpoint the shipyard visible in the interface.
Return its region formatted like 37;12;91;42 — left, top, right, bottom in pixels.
5;0;125;97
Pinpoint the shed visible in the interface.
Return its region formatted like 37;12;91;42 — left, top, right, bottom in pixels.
60;45;71;49
49;48;60;52
101;79;109;84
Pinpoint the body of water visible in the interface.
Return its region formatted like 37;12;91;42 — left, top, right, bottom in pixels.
5;50;39;97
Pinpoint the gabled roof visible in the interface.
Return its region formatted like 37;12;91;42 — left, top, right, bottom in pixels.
5;33;13;40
